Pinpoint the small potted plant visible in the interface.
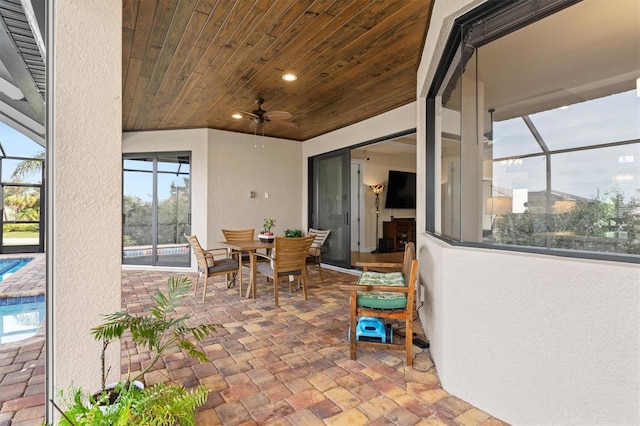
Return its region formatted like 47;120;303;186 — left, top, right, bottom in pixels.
259;218;276;242
54;276;219;425
284;229;302;238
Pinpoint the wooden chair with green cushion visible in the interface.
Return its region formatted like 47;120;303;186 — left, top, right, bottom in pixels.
340;242;417;365
185;234;241;302
250;235;316;307
307;228;331;282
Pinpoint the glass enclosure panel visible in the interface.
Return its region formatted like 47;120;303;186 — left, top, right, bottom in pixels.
312;151;350;268
123;153;191;267
2;184;41;247
2;158;43;184
530;90;639;151
0;122;44;158
492;118;543;159
0;123;44;253
549;144;640;254
486;156;548;247
123;157;154;266
156;157;190;267
438;40;463;239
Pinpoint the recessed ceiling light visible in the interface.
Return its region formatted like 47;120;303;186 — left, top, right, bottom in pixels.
282;73;297;81
232;113;243;119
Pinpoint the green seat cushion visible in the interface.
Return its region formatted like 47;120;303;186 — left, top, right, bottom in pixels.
356;271;406;309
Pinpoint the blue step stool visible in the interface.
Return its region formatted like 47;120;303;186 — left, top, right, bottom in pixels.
349;317;393;343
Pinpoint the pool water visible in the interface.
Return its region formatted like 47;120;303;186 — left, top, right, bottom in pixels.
0;295;45;344
0;257;33;282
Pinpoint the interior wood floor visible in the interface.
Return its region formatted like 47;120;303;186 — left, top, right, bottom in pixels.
350;250;404;267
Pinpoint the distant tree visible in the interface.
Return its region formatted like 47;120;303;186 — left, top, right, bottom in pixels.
495;191;640;255
3;187;40;221
123;194;152;246
10;150;45;182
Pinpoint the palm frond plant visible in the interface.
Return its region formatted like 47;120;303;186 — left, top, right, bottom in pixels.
91;275;218;386
54;276;219;425
56;382;209;426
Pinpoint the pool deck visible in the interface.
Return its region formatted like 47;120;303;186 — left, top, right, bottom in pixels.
0;253;46;426
0;254;45;300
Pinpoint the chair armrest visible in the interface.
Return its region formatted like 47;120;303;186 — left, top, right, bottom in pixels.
250;252;272;262
206;247;230;254
207;248;240;258
355;261;403;271
339;284;409;294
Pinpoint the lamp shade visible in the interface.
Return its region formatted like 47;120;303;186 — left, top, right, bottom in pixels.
370;184;385;195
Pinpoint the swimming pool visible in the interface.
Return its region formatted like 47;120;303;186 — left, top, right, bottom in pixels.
0;257;33;282
0;295;45;344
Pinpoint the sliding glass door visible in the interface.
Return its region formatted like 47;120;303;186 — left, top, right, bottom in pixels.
309;149;351;268
122;153;191;267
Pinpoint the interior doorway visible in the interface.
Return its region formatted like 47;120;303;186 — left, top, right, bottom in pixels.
309;131;416;269
350;132;417;257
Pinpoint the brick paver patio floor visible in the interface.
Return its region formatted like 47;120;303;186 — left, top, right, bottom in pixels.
0;257;509;425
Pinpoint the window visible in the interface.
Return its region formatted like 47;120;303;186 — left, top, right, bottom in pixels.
122;153;191;267
429;0;640;259
0;122;44;252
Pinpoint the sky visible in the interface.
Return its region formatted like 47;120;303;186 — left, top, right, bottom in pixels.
0;122;43;183
0;122;42;158
492;90;640;204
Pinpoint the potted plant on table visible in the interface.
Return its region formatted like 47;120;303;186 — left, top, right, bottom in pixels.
259;218;276;242
54;276;219;425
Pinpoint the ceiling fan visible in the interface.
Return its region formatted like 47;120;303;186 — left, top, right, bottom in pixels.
233;98;296;132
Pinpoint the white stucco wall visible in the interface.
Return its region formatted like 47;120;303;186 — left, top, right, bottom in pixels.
123;128;303;262
50;0;122;404
420;235;640;424
416;0;640;424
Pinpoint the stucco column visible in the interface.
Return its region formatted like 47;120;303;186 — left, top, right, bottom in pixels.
47;1;122;421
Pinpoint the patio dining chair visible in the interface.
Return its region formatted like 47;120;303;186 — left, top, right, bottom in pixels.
222;228;255;292
307;228;331;282
185;234;241;302
249;235;316;307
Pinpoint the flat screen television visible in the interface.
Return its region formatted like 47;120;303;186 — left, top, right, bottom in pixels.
384;170;416;209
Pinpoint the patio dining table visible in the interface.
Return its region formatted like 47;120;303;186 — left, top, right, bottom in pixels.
215;239;273;298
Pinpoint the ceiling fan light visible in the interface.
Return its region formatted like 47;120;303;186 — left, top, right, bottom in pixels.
282;73;297;81
232;113;243;119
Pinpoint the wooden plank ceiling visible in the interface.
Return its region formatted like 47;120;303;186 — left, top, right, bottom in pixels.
122;0;432;141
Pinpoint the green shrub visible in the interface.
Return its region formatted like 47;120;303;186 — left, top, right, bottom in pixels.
284;229;302;238
3;223;39;233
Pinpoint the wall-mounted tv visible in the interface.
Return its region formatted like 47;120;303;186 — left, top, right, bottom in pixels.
384;170;416;209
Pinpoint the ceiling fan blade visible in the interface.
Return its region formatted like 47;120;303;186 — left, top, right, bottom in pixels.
264;111;292;120
270;119;298;129
238;110;259;118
